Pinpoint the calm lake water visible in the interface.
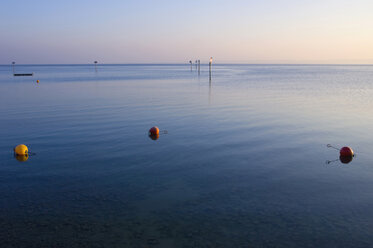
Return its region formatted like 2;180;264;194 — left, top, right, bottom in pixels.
1;64;373;247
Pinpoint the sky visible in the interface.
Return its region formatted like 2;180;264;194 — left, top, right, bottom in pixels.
1;0;373;64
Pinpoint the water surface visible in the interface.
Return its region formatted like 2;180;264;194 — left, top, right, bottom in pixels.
1;64;373;247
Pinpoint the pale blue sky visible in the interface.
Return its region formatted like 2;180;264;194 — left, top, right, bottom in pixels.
1;0;373;64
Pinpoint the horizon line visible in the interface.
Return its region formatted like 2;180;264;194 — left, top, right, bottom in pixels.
2;63;373;66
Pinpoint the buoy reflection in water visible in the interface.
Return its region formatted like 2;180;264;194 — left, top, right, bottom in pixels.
340;155;354;164
149;133;160;141
15;154;29;162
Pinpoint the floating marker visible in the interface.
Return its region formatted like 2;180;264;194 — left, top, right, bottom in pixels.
340;146;354;157
149;126;160;136
148;126;160;141
326;144;354;165
36;80;39;83
14;144;28;156
148;126;168;140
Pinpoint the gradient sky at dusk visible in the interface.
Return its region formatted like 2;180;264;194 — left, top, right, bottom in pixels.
1;0;373;64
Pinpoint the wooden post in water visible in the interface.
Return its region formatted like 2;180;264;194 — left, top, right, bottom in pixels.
209;57;212;81
189;60;192;71
198;60;200;75
12;62;15;73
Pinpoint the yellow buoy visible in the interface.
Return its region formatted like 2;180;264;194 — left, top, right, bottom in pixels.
36;80;39;83
14;144;28;155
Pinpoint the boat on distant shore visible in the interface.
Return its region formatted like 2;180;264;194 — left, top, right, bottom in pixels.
13;73;33;76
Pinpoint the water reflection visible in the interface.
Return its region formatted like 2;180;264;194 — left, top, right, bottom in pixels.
15;154;28;162
2;64;373;247
148;133;160;141
326;155;354;165
208;78;212;105
340;155;354;164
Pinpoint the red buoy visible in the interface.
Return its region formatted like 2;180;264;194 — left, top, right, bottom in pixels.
149;126;159;136
340;146;354;157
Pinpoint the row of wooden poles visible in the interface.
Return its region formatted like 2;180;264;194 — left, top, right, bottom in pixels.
189;57;213;80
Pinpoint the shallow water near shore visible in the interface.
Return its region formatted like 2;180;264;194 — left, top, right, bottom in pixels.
1;64;373;247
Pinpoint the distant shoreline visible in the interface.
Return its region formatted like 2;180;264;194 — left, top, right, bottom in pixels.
1;63;373;66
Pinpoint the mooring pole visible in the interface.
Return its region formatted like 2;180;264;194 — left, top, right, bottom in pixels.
198;60;200;75
209;57;212;81
189;60;192;71
12;62;15;73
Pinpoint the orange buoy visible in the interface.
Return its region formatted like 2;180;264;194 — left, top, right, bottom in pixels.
340;146;354;157
36;80;39;83
149;126;160;136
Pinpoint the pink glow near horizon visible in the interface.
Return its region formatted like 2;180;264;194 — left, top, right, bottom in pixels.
1;0;373;64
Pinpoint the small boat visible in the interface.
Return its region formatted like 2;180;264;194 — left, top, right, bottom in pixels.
13;73;34;76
